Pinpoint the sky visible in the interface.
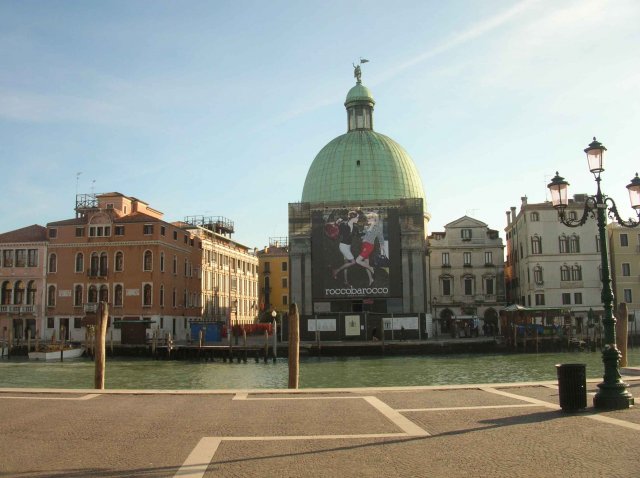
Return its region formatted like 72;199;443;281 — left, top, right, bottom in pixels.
1;0;639;248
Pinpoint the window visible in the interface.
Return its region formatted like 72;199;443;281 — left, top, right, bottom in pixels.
75;253;84;273
89;226;111;237
143;224;154;235
27;249;38;267
530;212;539;222
160;252;165;272
568;211;578;220
531;236;542;254
160;226;166;236
47;285;56;307
562;293;571;305
88;285;98;303
535;293;545;306
442;252;450;266
184;235;188;244
282;277;288;288
620;234;628;247
623;289;632;303
560;265;570;281
115;225;125;236
569;235;580;253
484;251;493;265
15;249;26;267
574;293;583;305
143;284;152;306
75;227;85;237
114;285;123;307
264;262;270;273
461;229;472;240
464;277;473;296
48;253;57;273
283;295;288;305
143;250;153;271
47;317;54;328
622;263;631;276
571;265;582;281
282;262;288;272
173;231;178;240
172;288;177;307
559;235;568;253
173;255;177;274
99;285;109;303
26;281;36;305
485;277;494;295
48;228;57;239
2;250;13;267
533;266;543;285
115;251;124;272
463;252;472;266
74;317;82;329
160;285;164;307
442;278;451;296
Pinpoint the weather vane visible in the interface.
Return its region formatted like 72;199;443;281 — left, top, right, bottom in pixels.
353;58;369;83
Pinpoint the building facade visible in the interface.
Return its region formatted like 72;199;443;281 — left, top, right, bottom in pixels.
505;195;602;327
45;193;202;343
608;223;640;322
183;216;259;327
256;238;289;319
428;216;505;335
0;225;48;342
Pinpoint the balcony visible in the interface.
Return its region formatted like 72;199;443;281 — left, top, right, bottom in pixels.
0;304;37;314
83;303;98;313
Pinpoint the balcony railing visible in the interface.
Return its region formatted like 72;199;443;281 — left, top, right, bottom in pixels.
0;304;37;314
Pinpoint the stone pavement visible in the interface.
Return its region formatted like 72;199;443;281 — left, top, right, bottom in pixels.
1;376;639;477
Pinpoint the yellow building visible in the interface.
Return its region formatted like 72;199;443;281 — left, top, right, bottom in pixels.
256;238;289;320
608;223;639;322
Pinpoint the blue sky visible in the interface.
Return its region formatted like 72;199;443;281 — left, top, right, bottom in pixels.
1;0;638;248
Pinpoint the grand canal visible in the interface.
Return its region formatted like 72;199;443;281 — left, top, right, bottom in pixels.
2;349;639;389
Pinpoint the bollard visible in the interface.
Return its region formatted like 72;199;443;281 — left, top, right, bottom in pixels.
288;303;300;389
60;326;65;362
264;329;269;363
94;302;109;390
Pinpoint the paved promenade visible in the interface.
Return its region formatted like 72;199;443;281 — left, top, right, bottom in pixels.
1;375;639;477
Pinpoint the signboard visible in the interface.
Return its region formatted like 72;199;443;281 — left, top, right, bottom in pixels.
311;207;401;299
383;316;419;330
307;318;337;332
313;302;331;313
345;315;361;336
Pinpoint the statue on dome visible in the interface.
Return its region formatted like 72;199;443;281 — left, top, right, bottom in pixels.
353;58;369;84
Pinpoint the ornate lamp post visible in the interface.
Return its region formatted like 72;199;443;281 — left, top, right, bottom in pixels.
547;137;640;410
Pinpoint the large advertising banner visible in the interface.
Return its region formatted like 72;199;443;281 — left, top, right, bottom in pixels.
312;207;401;299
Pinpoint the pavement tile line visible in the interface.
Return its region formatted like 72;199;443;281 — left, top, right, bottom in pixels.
0;393;100;401
396;404;539;412
481;387;640;432
174;437;222;478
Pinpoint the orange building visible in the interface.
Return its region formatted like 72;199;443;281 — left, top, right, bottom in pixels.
0;225;48;342
257;237;289;320
45;193;202;344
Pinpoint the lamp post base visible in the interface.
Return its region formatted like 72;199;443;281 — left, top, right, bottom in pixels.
593;383;634;410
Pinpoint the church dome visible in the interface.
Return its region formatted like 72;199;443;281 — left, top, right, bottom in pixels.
301;72;426;207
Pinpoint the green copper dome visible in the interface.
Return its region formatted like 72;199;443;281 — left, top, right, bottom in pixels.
302;131;426;204
302;75;427;208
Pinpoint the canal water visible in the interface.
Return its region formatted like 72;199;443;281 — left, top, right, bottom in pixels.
2;349;639;390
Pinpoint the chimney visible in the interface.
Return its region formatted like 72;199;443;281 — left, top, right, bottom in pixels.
511;207;516;223
521;196;528;206
506;210;512;225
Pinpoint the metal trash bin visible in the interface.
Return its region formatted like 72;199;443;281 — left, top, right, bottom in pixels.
555;363;587;412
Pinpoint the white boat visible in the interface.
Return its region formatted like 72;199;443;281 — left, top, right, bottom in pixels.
29;347;85;361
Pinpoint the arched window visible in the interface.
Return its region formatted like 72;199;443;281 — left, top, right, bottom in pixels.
569;235;580;253
99;285;109;303
114;284;123;307
531;235;542;254
88;285;98;303
1;281;11;305
26;281;36;305
115;251;124;272
90;252;99;276
530;212;539;222
560;265;570;281
47;285;56;307
100;252;108;276
74;285;83;306
143;284;152;306
143;250;153;271
558;235;568;253
49;253;57;273
160;252;165;272
159;284;164;307
533;266;543;284
571;265;582;281
75;252;84;273
14;281;25;304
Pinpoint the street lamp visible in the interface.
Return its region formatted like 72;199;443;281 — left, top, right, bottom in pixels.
547;137;639;410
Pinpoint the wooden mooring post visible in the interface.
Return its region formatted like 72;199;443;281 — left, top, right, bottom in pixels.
27;329;31;353
288;303;299;389
60;326;65;362
94;302;109;389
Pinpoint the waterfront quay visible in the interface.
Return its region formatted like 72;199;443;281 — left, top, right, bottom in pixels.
1;376;639;477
